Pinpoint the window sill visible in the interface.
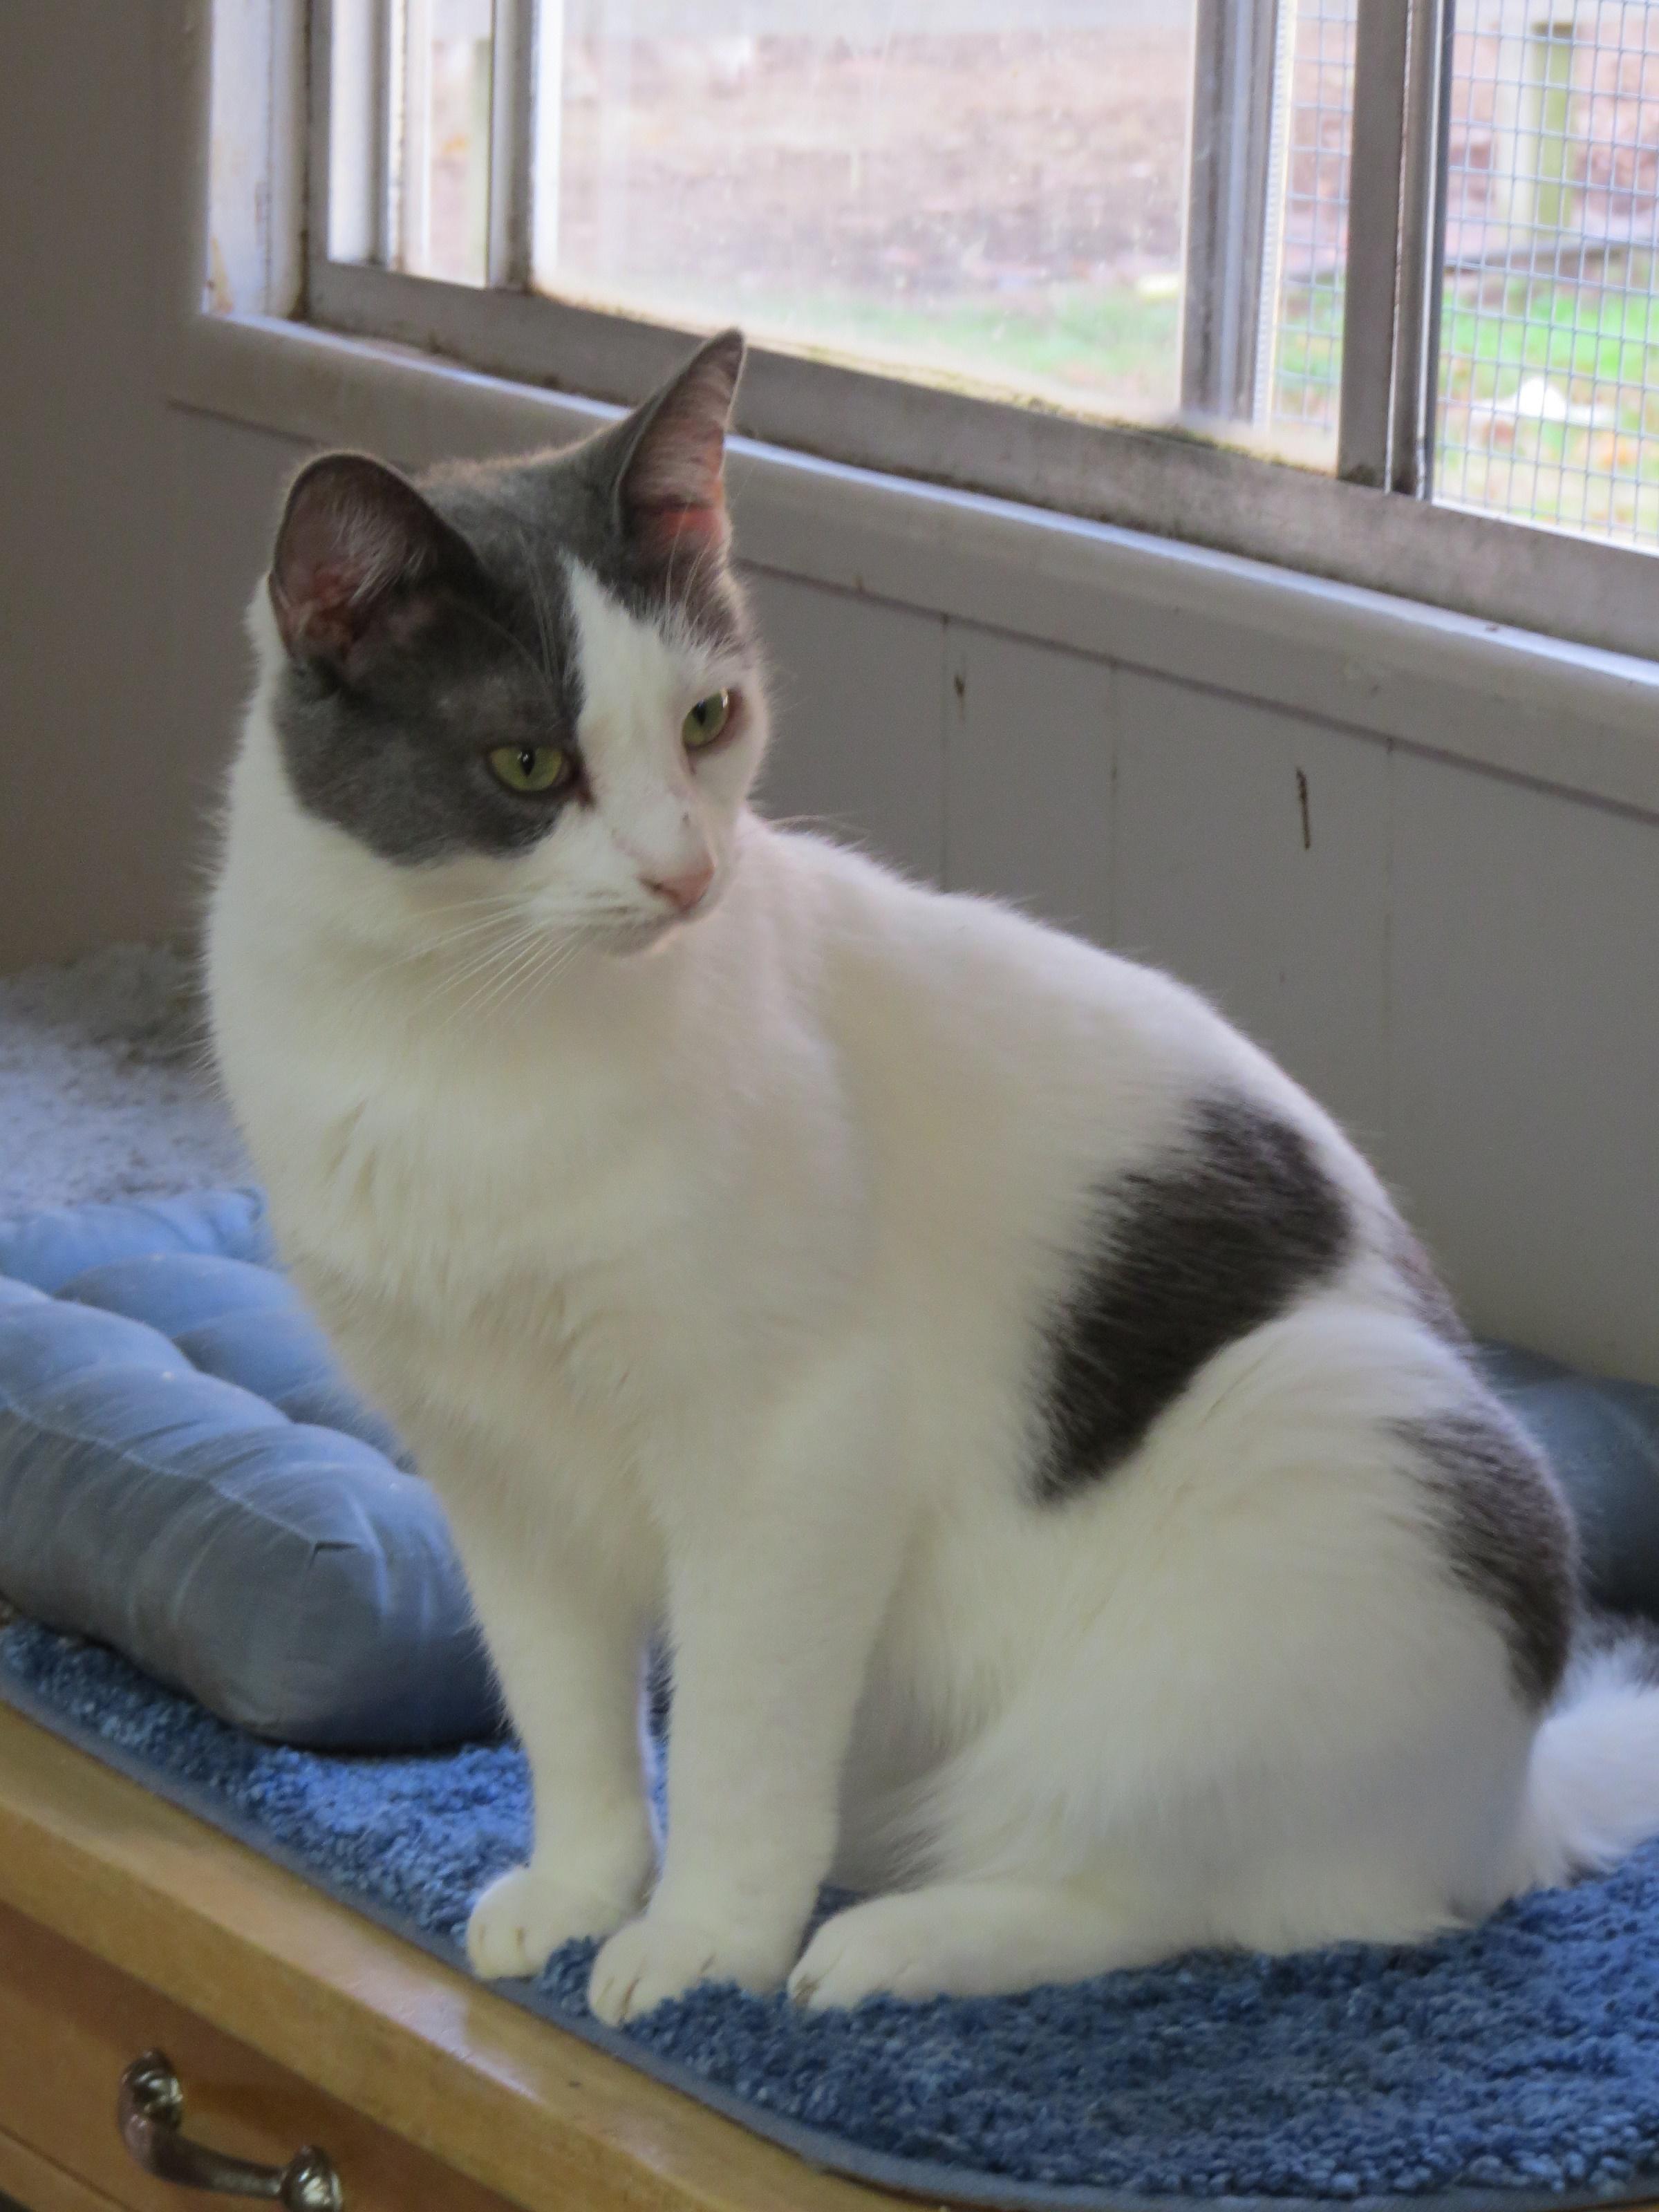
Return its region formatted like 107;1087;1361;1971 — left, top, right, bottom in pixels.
172;308;1659;823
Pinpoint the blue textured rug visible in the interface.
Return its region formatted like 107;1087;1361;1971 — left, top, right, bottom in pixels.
5;1620;1659;2212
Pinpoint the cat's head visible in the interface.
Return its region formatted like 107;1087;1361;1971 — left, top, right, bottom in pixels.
259;329;763;958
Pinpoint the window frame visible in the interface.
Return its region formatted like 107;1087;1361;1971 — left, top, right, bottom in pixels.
195;0;1659;668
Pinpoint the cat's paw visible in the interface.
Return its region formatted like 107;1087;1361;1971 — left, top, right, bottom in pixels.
466;1864;637;1980
789;1894;980;2008
587;1910;793;2025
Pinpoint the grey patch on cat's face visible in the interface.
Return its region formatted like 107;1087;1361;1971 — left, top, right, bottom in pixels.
265;330;750;868
437;406;750;669
1396;1406;1575;1706
1033;1096;1352;1505
274;507;588;867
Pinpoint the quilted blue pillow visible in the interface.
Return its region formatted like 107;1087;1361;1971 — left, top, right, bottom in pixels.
0;1189;496;1749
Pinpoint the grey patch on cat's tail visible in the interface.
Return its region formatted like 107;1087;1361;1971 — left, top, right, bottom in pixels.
1564;1606;1659;1692
1033;1095;1351;1506
1398;1405;1577;1707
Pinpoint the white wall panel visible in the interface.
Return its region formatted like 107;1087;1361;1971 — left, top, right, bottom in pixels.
1387;751;1659;1381
162;410;312;901
745;569;947;885
1112;671;1392;1147
942;624;1116;944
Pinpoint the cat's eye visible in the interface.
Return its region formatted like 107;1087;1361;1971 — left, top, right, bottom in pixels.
682;691;732;751
488;744;573;795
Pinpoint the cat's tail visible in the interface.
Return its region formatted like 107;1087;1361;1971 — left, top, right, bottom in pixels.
1509;1621;1659;1891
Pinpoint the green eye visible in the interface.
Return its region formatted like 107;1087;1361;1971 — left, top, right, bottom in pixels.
488;744;572;794
682;691;732;751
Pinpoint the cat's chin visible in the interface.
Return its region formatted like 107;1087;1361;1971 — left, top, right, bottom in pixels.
600;914;691;958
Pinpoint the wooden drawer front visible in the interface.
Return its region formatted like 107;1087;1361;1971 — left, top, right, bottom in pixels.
0;1903;518;2212
0;2118;133;2211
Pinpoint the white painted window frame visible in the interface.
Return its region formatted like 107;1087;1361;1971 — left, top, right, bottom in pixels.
1181;0;1285;426
166;0;1659;819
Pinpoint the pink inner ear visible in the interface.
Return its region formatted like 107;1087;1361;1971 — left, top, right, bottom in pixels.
270;454;451;662
630;496;731;568
617;338;741;568
273;558;367;656
272;500;391;655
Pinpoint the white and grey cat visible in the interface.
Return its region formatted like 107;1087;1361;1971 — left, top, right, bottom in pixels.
208;330;1659;2024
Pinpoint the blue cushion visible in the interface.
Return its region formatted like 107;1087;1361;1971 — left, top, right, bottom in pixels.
1477;1343;1659;1623
0;1187;272;1291
0;1189;495;1750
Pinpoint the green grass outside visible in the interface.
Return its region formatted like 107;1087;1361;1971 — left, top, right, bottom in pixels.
627;276;1184;413
1440;270;1659;413
1284;264;1659;542
1271;279;1343;429
772;284;1185;405
1434;268;1659;541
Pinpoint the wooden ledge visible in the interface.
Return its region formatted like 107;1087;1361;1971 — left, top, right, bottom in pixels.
0;1702;904;2212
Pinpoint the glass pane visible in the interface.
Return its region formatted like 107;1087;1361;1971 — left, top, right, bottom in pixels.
1436;1;1659;547
397;0;496;285
541;0;1198;431
1262;0;1356;463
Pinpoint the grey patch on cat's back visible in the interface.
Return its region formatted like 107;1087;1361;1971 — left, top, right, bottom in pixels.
1389;1219;1472;1345
1398;1407;1575;1706
1033;1096;1352;1505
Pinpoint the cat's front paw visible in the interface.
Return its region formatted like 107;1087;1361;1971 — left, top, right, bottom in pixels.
466;1864;638;1980
587;1910;794;2025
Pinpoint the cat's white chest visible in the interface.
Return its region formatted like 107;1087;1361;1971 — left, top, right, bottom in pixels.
241;988;708;1459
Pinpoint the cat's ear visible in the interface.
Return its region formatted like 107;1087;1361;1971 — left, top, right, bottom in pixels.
607;328;745;571
269;453;480;673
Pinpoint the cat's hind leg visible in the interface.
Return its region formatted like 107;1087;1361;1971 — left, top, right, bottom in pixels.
789;1878;1190;2008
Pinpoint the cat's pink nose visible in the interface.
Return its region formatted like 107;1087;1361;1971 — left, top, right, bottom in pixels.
644;860;715;913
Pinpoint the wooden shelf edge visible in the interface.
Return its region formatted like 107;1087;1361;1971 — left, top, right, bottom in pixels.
0;1703;899;2212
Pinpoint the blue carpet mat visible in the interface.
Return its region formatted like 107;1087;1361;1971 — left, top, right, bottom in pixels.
5;1621;1659;2211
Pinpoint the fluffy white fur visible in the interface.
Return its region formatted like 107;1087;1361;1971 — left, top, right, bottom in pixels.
209;512;1659;2025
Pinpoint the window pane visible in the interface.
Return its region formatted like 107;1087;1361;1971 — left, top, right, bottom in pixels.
396;0;496;284
1436;1;1659;547
542;0;1198;430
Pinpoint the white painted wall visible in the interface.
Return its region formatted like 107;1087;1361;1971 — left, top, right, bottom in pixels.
3;1;1657;1387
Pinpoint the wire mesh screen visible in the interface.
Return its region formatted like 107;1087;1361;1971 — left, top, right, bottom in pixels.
1436;0;1659;543
1263;0;1357;447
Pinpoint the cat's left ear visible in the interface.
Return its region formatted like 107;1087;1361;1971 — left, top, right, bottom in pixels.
607;328;745;571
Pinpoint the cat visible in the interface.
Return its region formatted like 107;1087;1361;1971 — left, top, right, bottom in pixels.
207;328;1659;2023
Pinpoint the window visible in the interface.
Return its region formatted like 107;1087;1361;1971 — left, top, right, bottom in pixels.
220;1;1659;651
326;0;1213;431
1437;1;1659;545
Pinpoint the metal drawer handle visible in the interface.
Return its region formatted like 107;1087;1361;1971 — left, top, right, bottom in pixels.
118;2052;344;2209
